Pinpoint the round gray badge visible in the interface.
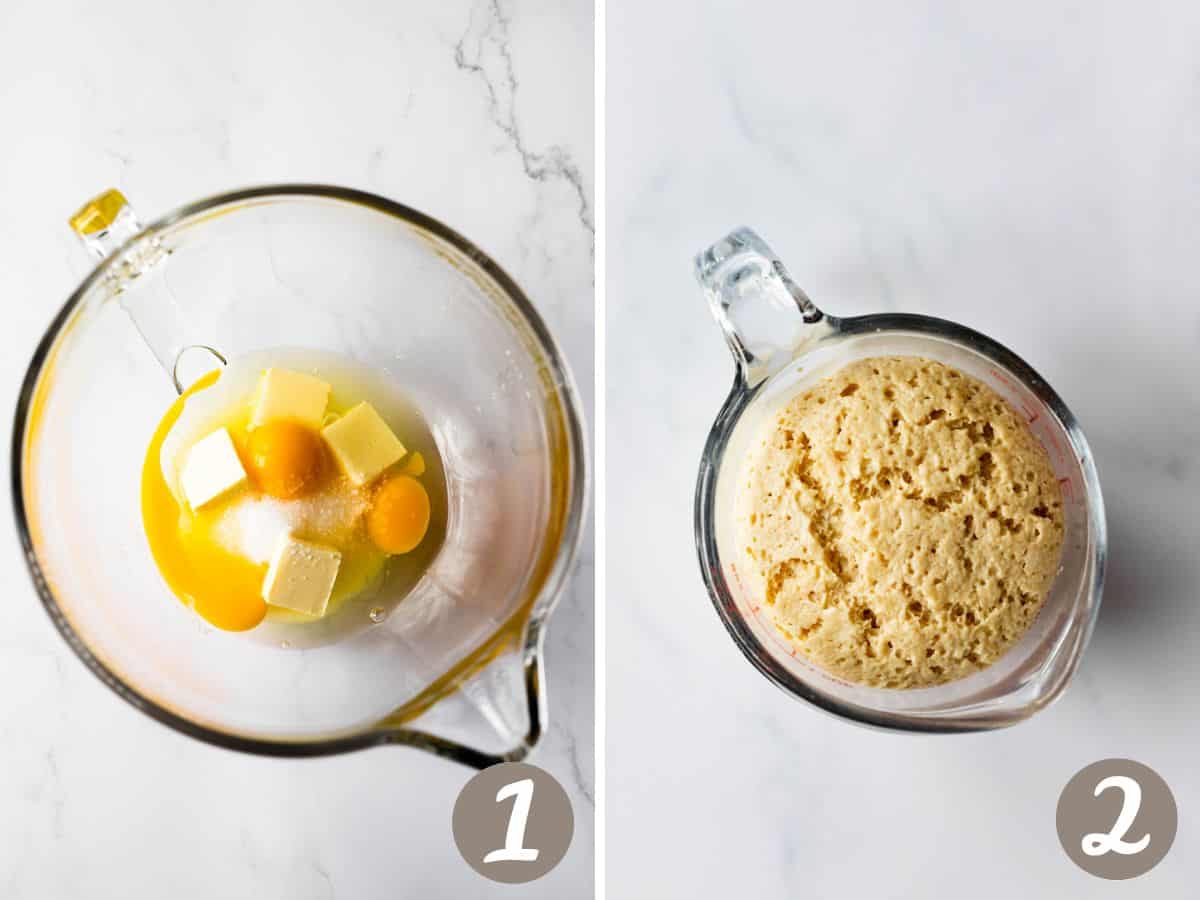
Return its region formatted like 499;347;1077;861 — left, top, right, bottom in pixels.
1056;759;1177;880
452;762;574;884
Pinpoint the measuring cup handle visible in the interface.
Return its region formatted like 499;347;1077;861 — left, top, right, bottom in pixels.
695;227;834;388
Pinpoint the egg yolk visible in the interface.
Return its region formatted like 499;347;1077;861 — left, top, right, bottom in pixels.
245;420;325;499
399;451;426;477
142;371;268;632
367;475;431;554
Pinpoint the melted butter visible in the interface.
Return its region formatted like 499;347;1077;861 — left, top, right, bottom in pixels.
141;370;268;631
141;353;443;636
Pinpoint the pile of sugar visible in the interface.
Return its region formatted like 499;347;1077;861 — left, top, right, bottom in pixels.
736;356;1065;689
214;486;368;564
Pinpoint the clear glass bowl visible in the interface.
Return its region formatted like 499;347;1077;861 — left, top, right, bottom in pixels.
694;228;1105;731
14;186;587;765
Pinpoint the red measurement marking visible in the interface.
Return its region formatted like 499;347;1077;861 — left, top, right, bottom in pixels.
1048;430;1065;457
989;368;1019;393
728;562;750;593
734;579;823;667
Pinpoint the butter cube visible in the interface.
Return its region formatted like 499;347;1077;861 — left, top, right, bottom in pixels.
251;368;331;428
262;534;341;617
321;402;406;485
180;428;247;510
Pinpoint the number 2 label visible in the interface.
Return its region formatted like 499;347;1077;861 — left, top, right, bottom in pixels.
1081;775;1151;857
1057;759;1176;879
484;778;540;864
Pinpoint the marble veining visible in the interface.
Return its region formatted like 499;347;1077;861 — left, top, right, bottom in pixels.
454;0;594;236
0;0;592;897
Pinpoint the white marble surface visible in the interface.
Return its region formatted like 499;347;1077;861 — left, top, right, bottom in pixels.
609;2;1198;897
0;1;592;897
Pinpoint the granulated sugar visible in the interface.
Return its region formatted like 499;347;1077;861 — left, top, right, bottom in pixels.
214;486;369;564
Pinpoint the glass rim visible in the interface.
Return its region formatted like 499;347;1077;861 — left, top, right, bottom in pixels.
11;183;590;764
694;311;1107;733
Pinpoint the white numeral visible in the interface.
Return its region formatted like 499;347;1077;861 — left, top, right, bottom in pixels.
1081;775;1151;857
484;778;540;864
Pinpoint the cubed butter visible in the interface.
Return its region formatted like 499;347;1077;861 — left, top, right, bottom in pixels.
262;534;341;617
321;402;406;485
179;428;248;510
251;368;331;428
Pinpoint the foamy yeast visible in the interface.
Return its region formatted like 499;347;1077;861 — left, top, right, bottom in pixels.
736;357;1064;689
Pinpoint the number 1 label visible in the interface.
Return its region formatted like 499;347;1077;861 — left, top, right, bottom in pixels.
452;761;574;883
484;778;540;864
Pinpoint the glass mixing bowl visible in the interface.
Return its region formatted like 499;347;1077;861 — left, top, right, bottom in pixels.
14;185;587;766
694;228;1105;732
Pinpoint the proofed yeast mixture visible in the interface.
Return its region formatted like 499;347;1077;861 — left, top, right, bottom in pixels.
736;357;1065;689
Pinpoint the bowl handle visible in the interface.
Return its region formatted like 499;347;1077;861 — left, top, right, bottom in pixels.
69;189;224;394
69;189;144;259
695;227;836;388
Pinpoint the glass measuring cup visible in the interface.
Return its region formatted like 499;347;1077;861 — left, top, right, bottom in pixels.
694;228;1105;732
14;185;587;766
